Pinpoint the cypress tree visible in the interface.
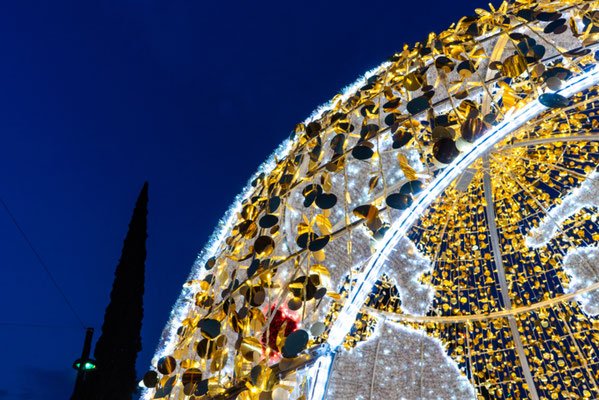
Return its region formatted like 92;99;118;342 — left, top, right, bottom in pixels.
84;182;148;400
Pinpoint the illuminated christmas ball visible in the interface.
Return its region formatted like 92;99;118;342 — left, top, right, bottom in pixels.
143;1;599;399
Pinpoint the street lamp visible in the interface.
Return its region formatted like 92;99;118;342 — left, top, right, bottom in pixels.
71;328;95;400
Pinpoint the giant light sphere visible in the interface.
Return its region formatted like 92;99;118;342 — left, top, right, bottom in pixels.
142;1;599;399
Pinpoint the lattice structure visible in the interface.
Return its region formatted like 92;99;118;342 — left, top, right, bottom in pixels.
142;1;599;399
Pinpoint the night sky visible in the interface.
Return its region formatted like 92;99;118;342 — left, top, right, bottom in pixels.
0;1;496;398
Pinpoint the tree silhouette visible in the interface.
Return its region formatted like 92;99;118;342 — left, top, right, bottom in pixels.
83;182;148;400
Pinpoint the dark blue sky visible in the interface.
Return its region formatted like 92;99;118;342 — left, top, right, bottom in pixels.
0;1;494;398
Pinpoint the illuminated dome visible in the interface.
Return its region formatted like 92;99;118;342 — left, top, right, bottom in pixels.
142;1;599;399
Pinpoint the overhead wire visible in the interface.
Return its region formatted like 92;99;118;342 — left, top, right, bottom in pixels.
0;322;86;330
0;197;86;329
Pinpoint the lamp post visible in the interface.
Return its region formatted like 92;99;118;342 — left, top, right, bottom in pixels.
71;327;95;400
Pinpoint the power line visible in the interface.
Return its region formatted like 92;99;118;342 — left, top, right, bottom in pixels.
0;321;86;330
1;197;86;329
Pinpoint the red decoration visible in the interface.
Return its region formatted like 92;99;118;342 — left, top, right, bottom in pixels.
261;304;298;352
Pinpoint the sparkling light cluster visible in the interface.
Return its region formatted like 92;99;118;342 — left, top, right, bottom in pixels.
383;236;434;316
526;172;599;248
562;246;599;315
326;320;475;400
